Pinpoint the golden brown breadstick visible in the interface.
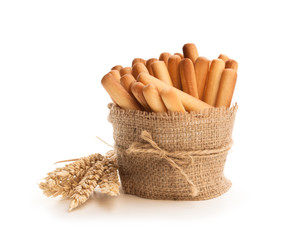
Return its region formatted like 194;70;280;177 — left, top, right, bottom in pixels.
137;72;212;112
111;65;123;71
146;58;158;75
183;43;199;63
120;74;136;93
203;59;225;106
161;87;185;113
179;58;199;98
159;52;171;67
174;53;184;59
131;82;152;112
120;74;143;110
132;58;146;67
168;55;182;90
225;59;238;71
143;84;167;113
194;57;210;100
120;67;132;76
215;69;237;107
109;70;121;82
101;73;142;110
132;62;149;79
218;54;229;62
151;61;173;86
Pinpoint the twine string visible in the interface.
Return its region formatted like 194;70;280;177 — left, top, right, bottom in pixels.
125;130;233;197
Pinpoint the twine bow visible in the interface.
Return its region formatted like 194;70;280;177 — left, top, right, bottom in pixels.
125;130;233;197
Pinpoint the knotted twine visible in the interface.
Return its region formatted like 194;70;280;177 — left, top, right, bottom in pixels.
119;130;233;197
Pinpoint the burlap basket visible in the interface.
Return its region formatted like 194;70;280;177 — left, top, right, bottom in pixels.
108;103;238;200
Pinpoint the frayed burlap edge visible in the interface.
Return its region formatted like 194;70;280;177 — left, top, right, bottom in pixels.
107;102;238;120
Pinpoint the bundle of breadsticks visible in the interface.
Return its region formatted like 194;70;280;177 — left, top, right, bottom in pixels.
101;43;238;112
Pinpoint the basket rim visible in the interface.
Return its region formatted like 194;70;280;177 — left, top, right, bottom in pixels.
108;102;238;118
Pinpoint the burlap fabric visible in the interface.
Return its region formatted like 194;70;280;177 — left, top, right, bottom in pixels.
108;103;238;200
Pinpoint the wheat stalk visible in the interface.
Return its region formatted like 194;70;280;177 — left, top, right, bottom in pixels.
39;153;103;198
98;151;120;196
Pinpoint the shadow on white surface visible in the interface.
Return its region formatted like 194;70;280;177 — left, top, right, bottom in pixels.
38;184;246;221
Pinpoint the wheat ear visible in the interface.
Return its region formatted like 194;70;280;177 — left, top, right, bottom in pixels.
69;159;105;211
98;151;120;196
39;153;102;198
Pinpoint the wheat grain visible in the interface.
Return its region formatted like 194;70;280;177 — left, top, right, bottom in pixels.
69;160;105;211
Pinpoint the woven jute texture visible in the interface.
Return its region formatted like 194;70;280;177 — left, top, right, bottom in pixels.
108;103;238;200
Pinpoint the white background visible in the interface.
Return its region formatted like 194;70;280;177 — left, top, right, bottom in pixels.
1;0;299;239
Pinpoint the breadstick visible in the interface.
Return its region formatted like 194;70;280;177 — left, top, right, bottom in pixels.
179;58;199;98
143;84;167;113
132;62;149;79
109;70;121;82
183;43;199;63
132;58;146;66
168;55;182;90
120;74;136;93
146;58;158;75
101;73;142;110
120;67;132;76
194;57;210;100
225;59;238;71
111;65;123;71
203;59;225;106
161;87;185;113
131;82;152;112
174;53;184;59
151;61;173;86
215;69;237;107
159;52;171;67
137;72;212;112
218;54;229;62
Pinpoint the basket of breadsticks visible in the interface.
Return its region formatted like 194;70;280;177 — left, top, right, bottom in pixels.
103;43;238;200
39;43;238;210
